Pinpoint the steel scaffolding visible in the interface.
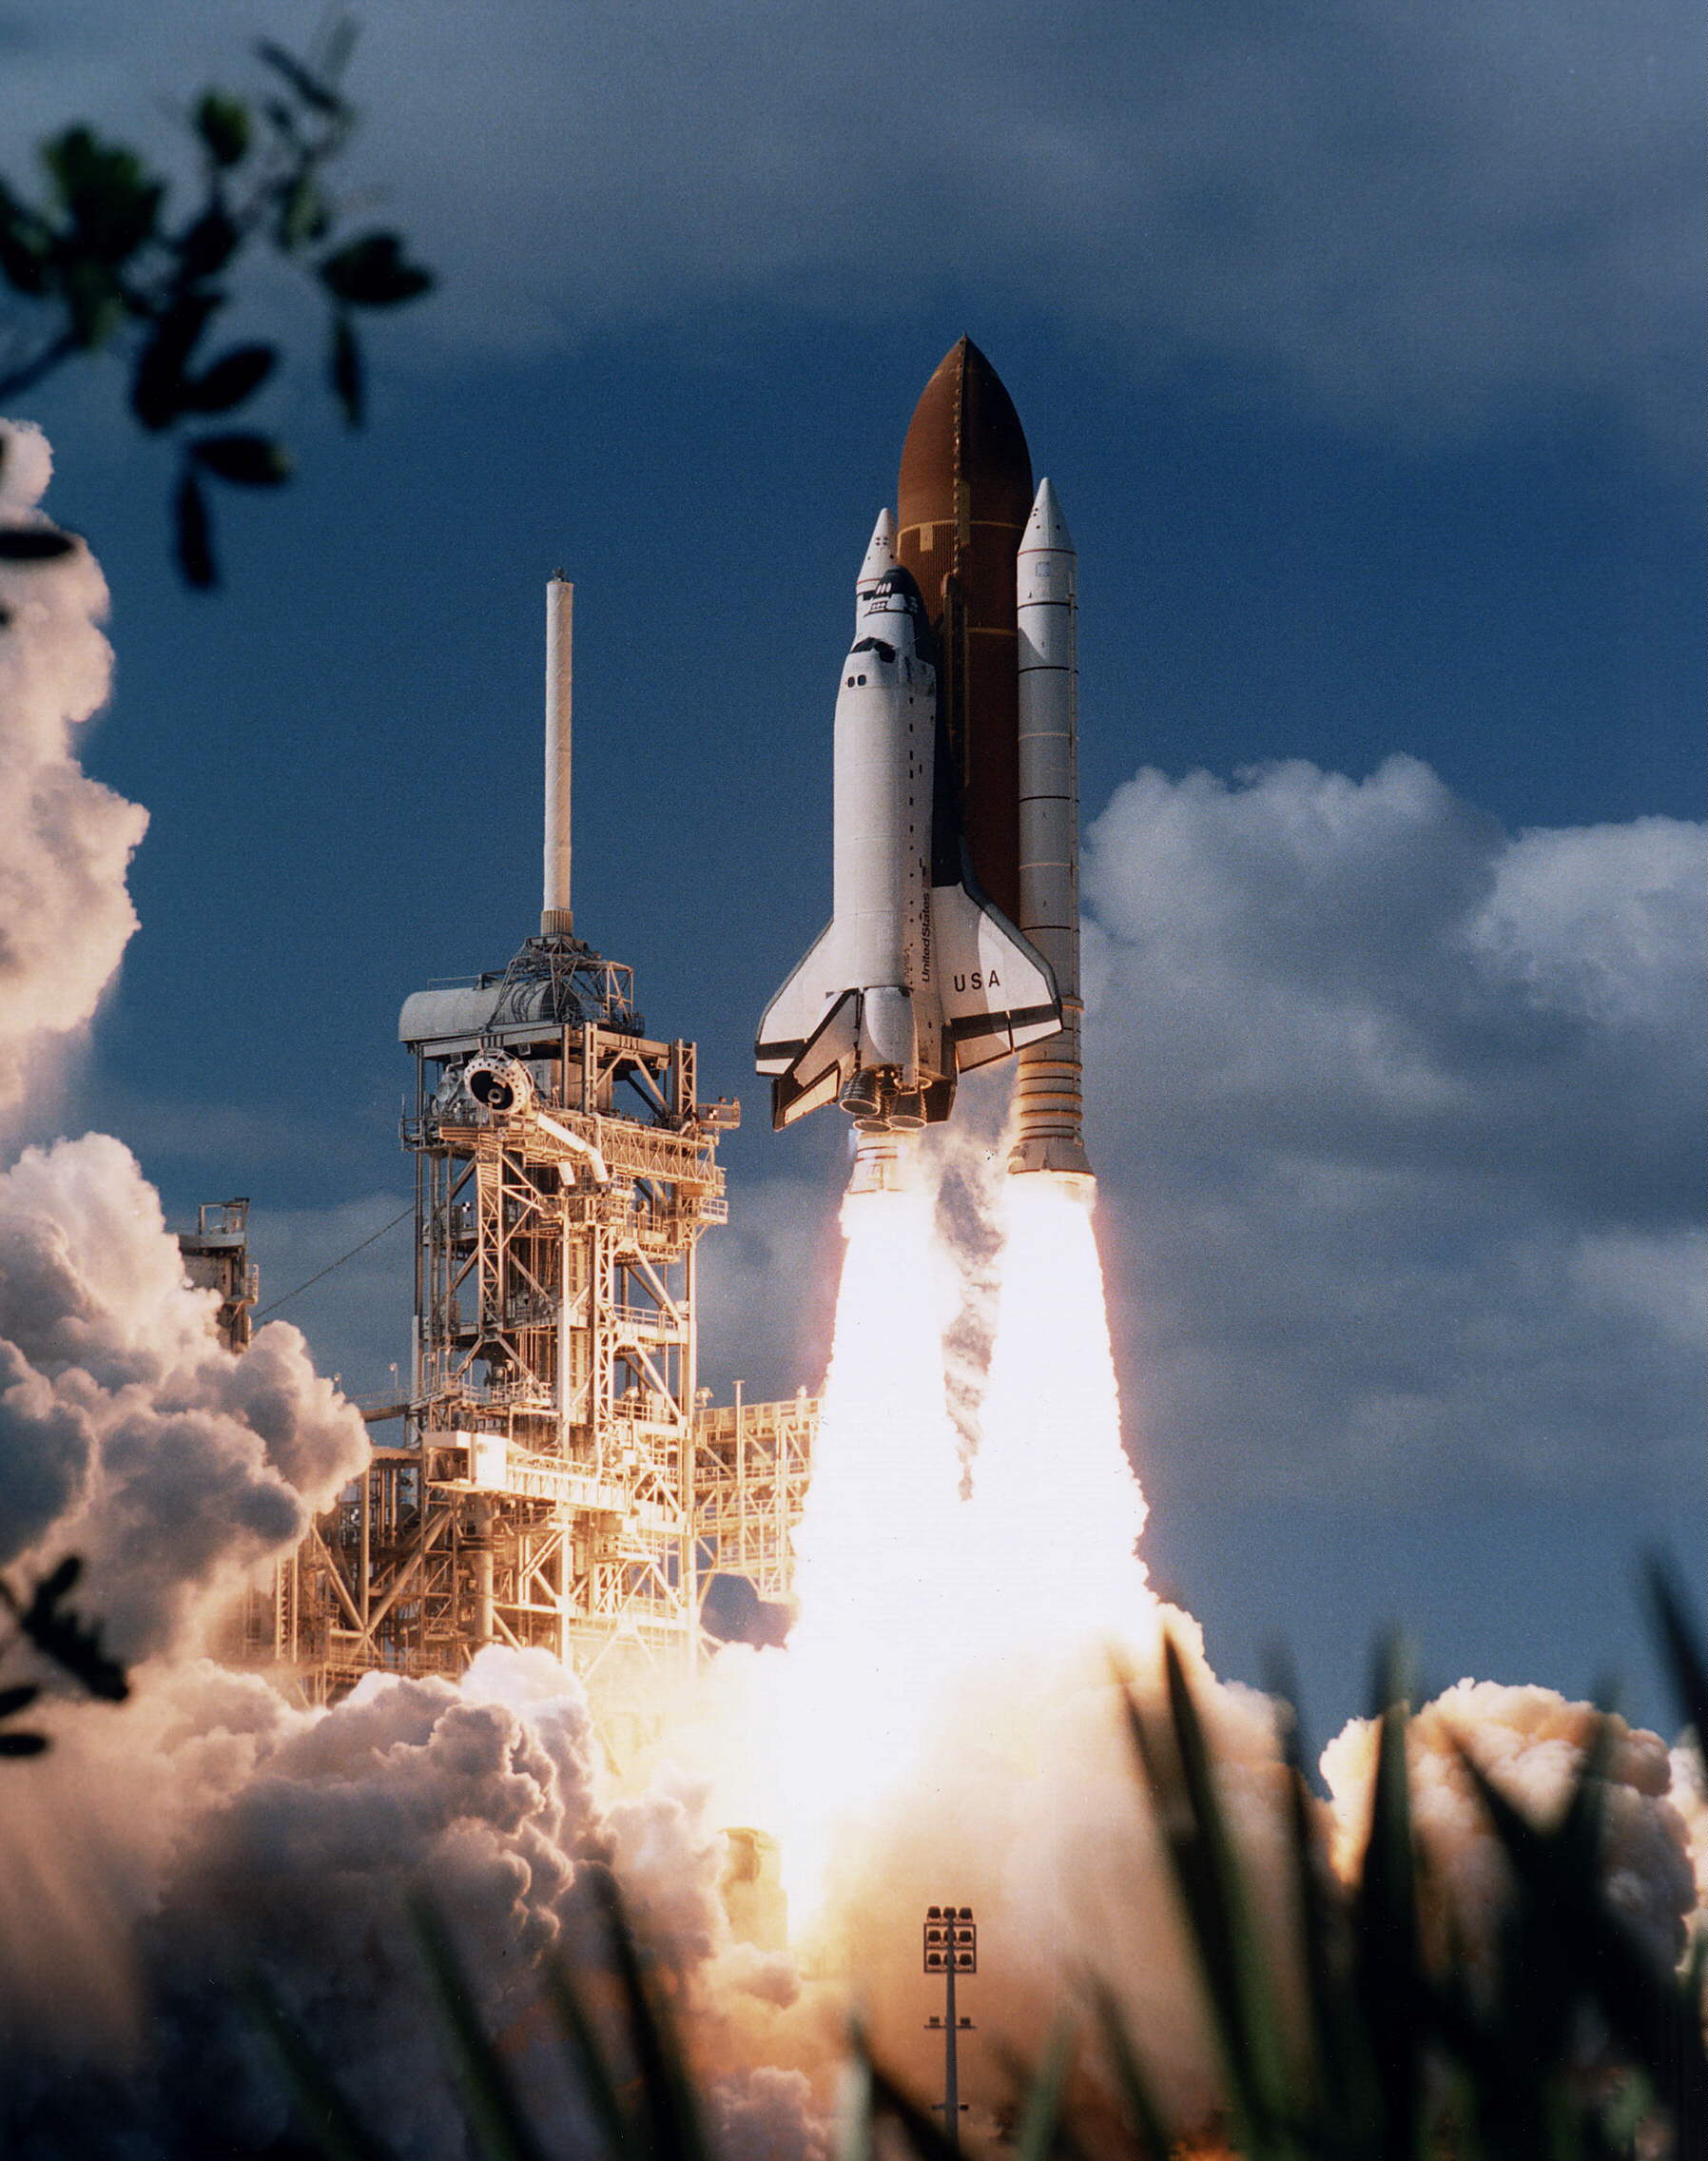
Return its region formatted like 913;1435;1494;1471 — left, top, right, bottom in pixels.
251;931;817;1749
694;1391;817;1601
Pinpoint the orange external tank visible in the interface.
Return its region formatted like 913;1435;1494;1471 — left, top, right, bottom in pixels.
894;338;1034;924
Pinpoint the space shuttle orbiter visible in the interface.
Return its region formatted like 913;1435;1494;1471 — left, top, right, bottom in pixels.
755;513;1060;1137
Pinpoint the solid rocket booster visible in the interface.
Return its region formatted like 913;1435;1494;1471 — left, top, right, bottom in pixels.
1008;480;1092;1181
755;519;1061;1136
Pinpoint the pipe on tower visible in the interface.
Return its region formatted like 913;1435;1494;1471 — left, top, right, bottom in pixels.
1008;478;1093;1183
543;574;573;936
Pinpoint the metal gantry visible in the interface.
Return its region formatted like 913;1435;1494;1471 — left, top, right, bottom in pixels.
693;1389;817;1602
249;930;816;1752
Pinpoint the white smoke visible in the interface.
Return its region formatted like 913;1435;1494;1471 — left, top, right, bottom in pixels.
1321;1682;1698;1980
0;1133;369;1662
0;422;146;1117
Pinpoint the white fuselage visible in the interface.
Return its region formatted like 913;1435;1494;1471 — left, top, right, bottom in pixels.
832;578;937;1081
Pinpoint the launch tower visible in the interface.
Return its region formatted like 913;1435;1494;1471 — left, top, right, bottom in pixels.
258;580;814;1738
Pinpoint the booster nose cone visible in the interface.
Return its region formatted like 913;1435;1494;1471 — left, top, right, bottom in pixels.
1021;475;1074;556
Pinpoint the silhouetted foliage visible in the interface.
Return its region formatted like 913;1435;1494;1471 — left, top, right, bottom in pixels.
0;1552;130;1755
0;16;432;588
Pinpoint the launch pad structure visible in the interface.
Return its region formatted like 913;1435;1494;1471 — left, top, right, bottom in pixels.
240;579;817;1738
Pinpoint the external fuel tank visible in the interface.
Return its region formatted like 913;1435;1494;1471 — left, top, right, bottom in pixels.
895;338;1034;924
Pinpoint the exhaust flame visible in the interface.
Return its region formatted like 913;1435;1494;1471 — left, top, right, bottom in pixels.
967;1176;1154;1652
755;1155;1162;1940
769;1180;969;1926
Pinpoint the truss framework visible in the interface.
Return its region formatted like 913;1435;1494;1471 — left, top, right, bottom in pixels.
244;934;815;1740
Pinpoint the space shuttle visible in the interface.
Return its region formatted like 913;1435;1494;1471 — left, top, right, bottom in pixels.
755;514;1061;1135
758;338;1093;1187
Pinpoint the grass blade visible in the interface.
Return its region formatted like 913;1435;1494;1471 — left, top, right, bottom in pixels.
1354;1642;1424;2160
585;1863;712;2161
1644;1558;1708;1761
243;1971;395;2161
1010;2017;1077;2161
541;1952;635;2156
1126;1631;1295;2151
1449;1735;1708;2143
408;1896;552;2161
1088;1980;1174;2161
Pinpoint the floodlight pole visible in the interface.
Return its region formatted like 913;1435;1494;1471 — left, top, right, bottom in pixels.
923;1904;977;2151
943;1939;960;2140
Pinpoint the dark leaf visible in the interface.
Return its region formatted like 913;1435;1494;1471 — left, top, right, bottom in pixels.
244;1972;395;2161
408;1897;552;2161
255;41;346;119
0;1684;42;1719
183;344;278;415
1122;1636;1292;2150
541;1957;634;2157
0;529;74;561
864;2051;964;2161
1354;1643;1424;2155
35;1556;82;1604
193;91;252;169
0;183;50;294
275;173;330;253
38;126;164;263
175;471;215;588
60;258;125;350
582;1864;714;2161
1012;2020;1077;2161
0;1732;49;1758
178;205;240;281
1090;1984;1174;2161
1452;1732;1708;2137
1265;1659;1359;2134
318;232;433;310
18;1556;129;1701
130;290;221;430
190;433;293;486
329;316;363;426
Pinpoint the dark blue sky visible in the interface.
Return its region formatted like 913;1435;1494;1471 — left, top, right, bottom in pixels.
9;2;1703;1735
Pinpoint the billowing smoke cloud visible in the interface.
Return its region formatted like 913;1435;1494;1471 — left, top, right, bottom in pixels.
1322;1682;1699;1978
0;1649;828;2157
1082;755;1706;1501
0;422;146;1116
0;1132;368;1662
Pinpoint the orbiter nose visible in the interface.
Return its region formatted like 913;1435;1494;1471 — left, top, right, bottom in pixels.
857;508;897;598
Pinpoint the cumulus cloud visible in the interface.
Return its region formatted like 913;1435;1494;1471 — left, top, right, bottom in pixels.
3;2;1696;439
0;421;146;1113
1081;755;1705;1501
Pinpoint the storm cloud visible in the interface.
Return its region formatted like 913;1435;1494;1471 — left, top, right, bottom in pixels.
2;1;1697;441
